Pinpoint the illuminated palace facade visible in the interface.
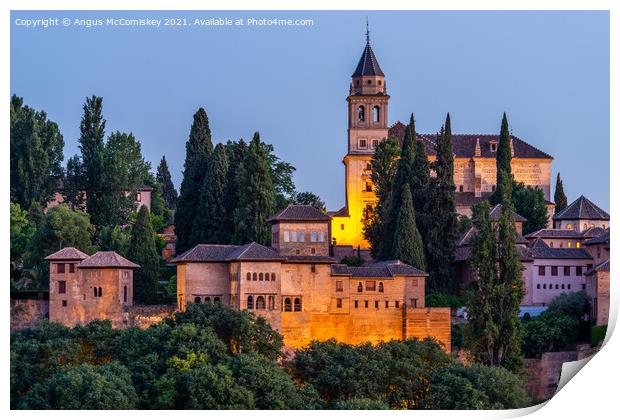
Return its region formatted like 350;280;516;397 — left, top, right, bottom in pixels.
329;36;554;249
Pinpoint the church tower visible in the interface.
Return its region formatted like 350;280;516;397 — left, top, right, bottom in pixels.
331;27;389;250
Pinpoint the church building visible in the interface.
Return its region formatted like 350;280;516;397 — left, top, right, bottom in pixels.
329;33;554;250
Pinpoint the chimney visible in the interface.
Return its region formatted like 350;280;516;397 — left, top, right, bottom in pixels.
474;138;481;157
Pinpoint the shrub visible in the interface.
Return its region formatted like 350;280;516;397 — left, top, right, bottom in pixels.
591;324;607;347
426;293;464;309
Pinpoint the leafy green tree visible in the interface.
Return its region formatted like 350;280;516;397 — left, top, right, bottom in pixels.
18;362;138;409
192;143;229;244
99;225;130;255
554;172;568;213
10;203;36;267
10;95;64;210
333;398;389;410
292;191;326;212
512;183;548;234
392;186;426;270
232;132;276;245
490;113;513;205
457;214;472;235
522;311;579;357
547;291;590;321
260;142;296;210
425;293;463;309
156;156;178;209
175;108;213;253
63;155;86;210
363;136;400;259
127;206;160;304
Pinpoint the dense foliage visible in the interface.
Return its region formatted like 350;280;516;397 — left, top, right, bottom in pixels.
554;173;568;213
11;304;530;410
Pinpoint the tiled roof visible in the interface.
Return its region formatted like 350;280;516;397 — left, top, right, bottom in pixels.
268;205;331;223
583;229;610;246
285;255;336;264
526;229;585;239
455;192;491;207
328;207;349;218
352;40;384;77
171;243;284;263
456;225;529;248
330;260;427;278
553;196;609;221
527;238;592;260
489;204;527;222
582;227;607;239
585;259;610;276
45;247;90;261
455;242;532;262
388;122;552;159
79;251;140;269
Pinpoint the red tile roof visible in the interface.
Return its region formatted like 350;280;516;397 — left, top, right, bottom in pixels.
45;247;90;261
79;251;140;269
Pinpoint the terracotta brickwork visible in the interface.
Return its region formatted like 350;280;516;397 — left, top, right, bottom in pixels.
405;308;452;351
10;299;49;330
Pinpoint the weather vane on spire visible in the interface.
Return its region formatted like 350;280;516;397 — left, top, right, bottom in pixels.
366;16;370;43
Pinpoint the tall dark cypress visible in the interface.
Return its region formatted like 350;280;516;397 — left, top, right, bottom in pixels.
392;185;426;270
127;206;160;304
192;143;229;244
554;173;568;213
384;113;416;259
223;139;248;243
232;132;275;245
175;108;213;253
78;96;107;227
491;113;512;205
156;156;178;209
426;114;459;292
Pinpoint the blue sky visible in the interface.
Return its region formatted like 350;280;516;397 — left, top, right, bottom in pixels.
10;10;610;211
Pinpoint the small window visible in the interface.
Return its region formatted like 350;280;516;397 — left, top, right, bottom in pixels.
537;284;540;289
311;248;316;254
550;242;554;248
582;284;586;290
136;192;141;201
336;298;343;308
564;266;570;276
576;266;583;276
562;284;565;289
256;296;266;309
68;263;75;273
411;298;418;308
294;297;302;312
385;301;389;308
247;295;254;310
259;273;263;281
359;139;367;149
555;284;559;289
354;300;359;308
373;106;380;123
194;296;201;303
291;231;298;242
319;232;325;242
543;284;547;289
365;182;372;192
205;297;211;304
214;296;220;304
123;285;128;303
551;266;558;276
395;301;400;308
336;280;343;292
568;284;571;290
357;282;363;293
98;287;102;297
340;224;345;231
271;273;276;281
358;106;365;122
268;296;275;310
283;231;290;242
538;266;545;276
372;139;379;149
459;185;464;192
247;272;251;281
94;288;98;297
490;142;497;152
310;265;316;273
58;281;66;294
284;297;292;312
62;300;67;307
584;223;588;230
378;282;384;293
567;224;572;230
57;263;65;274
374;300;379;309
576;242;581;248
364;300;369;308
253;273;257;281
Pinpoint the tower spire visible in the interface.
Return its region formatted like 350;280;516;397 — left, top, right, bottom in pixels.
366;16;370;43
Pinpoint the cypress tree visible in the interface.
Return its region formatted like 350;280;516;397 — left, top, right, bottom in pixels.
232;132;275;245
491;113;512;205
175;108;213;253
127;206;160;304
383;114;416;259
156;156;178;209
411;137;430;218
223;139;248;243
192;143;229;244
78;96;107;227
425;114;459;292
554;173;568;213
392;185;426;270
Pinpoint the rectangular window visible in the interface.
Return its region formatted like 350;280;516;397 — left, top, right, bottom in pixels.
564;266;570;276
562;284;565;289
354;300;359;308
543;284;547;289
136;192;141;201
538;266;545;276
319;231;325;242
311;231;318;242
68;263;75;273
283;231;290;242
568;284;571;290
576;266;583;276
299;231;305;242
57;263;65;274
58;281;66;294
364;300;369;308
551;266;558;276
336;298;342;308
374;300;379;309
537;284;540;289
582;284;586;290
62;300;67;307
372;139;379;149
359;139;367;149
385;301;389;308
395;301;400;308
411;298;418;308
291;231;297;242
340;224;345;231
555;284;559;289
365;182;372;192
336;281;343;292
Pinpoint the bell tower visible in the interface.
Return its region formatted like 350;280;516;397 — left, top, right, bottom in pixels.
331;25;389;250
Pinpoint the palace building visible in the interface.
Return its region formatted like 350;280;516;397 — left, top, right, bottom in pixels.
329;34;554;250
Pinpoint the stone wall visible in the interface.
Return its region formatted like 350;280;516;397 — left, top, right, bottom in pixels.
405;308;451;351
10;299;49;330
126;304;176;329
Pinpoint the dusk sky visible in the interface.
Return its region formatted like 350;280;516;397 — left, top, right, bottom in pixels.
10;10;610;211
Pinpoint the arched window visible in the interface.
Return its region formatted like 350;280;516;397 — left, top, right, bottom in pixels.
247;295;254;309
378;282;384;293
247;272;251;281
584;223;588;230
256;296;266;309
294;297;302;312
567;224;572;230
259;273;263;281
94;288;98;297
214;296;220;304
123;285;128;303
357;282;363;293
194;296;201;304
264;272;269;281
98;287;102;297
373;106;380;123
253;273;257;281
357;106;365;122
271;273;276;281
284;297;292;312
205;296;211;304
268;296;275;310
